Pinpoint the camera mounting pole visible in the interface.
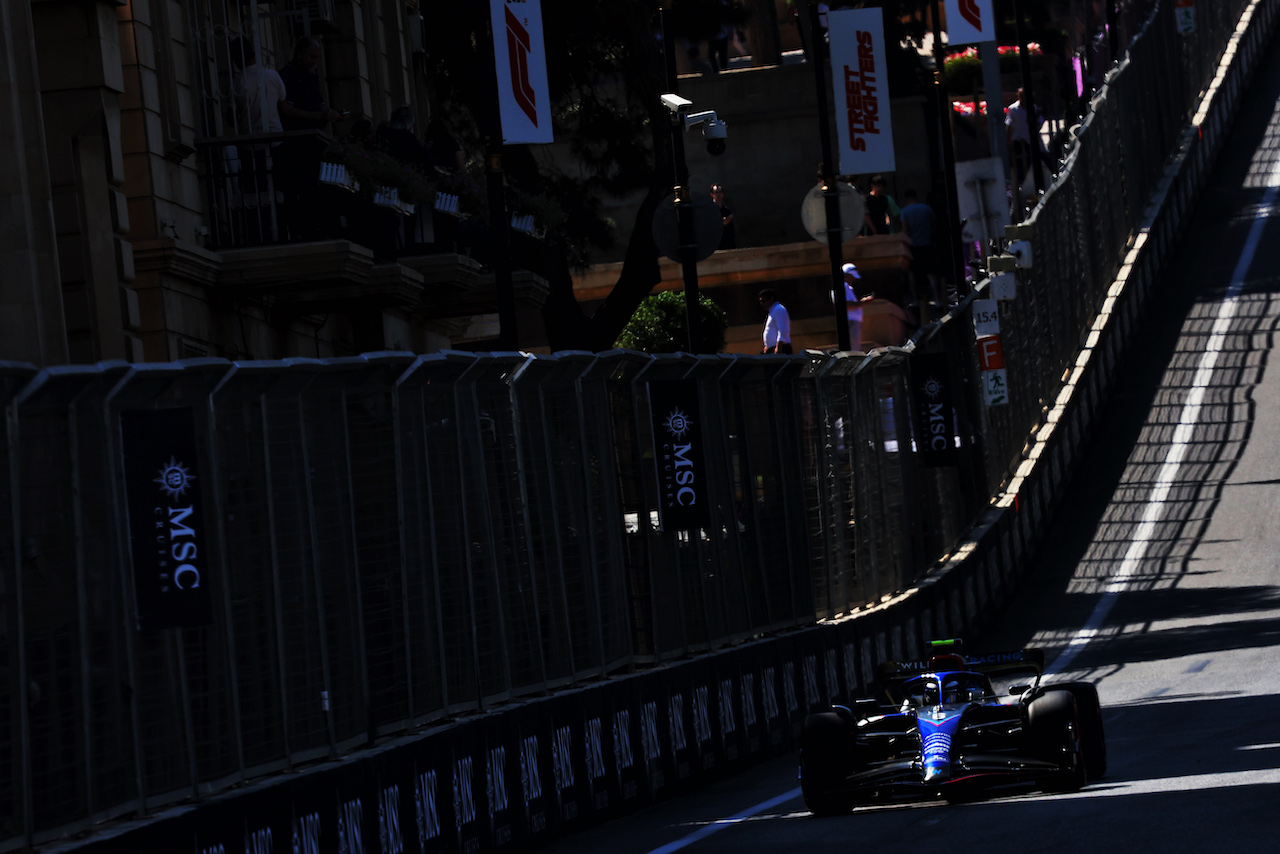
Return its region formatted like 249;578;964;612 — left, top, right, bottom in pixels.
808;0;852;352
931;0;967;297
661;5;703;354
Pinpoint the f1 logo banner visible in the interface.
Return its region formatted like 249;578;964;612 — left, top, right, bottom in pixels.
828;7;895;174
122;407;213;630
910;353;959;467
945;0;996;46
648;380;710;531
490;0;553;144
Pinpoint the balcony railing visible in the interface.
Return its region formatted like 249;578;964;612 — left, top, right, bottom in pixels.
195;131;480;260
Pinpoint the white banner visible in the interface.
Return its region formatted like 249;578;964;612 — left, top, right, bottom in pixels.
491;0;553;144
944;0;997;46
990;272;1016;301
829;7;895;175
972;298;1000;336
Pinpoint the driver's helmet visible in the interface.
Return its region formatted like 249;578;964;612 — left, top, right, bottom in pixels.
904;677;939;707
942;676;983;704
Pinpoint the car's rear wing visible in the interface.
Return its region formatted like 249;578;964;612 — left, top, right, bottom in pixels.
876;643;1046;700
955;648;1045;676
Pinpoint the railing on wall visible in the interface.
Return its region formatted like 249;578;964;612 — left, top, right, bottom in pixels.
1;0;1265;849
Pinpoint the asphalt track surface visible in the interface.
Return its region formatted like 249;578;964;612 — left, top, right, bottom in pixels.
537;32;1280;854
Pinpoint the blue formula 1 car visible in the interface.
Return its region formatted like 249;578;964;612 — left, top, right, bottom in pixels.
799;640;1106;815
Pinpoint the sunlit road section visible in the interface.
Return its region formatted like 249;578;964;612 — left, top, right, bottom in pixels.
535;20;1280;854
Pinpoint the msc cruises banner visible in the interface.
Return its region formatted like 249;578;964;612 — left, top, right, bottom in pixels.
491;0;553;144
648;380;710;531
829;7;895;175
122;407;213;630
945;0;997;46
910;353;959;468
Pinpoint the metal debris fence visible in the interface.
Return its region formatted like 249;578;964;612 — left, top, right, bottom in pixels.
0;348;958;845
0;0;1266;849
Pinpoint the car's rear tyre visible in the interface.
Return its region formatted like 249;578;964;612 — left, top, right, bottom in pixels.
800;712;852;816
1027;690;1086;792
1056;681;1106;779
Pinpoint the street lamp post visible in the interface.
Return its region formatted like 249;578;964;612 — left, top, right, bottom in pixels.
931;0;968;296
481;0;518;350
661;6;704;354
1014;1;1046;200
808;0;852;353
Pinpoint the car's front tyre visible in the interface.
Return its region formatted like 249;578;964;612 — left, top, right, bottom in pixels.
1027;690;1086;792
1056;681;1106;779
800;712;852;816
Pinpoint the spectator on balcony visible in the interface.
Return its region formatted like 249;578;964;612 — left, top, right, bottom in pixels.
377;105;436;172
423;109;465;175
278;37;345;131
230;39;285;135
276;36;345;239
227;39;286;242
346;118;375;146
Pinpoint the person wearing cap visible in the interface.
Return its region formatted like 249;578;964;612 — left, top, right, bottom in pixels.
842;263;875;350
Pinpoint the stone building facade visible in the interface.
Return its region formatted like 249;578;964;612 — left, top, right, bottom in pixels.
1;0;508;368
2;1;993;368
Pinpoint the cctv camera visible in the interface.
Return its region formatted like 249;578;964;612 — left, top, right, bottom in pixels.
661;93;693;115
683;110;728;156
703;118;727;156
682;110;715;130
1007;239;1033;268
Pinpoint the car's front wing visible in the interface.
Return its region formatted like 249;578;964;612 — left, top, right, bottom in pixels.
820;753;1064;804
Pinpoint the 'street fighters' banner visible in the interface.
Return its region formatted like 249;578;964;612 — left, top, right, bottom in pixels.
944;0;997;46
491;0;553;143
828;7;895;175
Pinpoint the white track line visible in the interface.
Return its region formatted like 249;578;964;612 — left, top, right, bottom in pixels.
643;787;802;854
1046;157;1280;676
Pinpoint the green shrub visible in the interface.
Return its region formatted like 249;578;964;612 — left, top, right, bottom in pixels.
615;289;728;354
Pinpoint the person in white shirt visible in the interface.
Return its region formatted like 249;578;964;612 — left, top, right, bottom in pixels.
228;38;287;238
232;40;286;134
1005;87;1048;189
841;263;875;350
758;288;792;354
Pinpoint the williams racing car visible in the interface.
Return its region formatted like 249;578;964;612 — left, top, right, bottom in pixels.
799;640;1106;814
